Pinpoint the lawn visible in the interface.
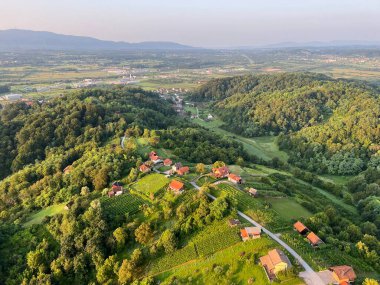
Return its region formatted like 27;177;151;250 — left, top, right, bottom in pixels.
154;237;303;285
24;203;66;227
132;173;169;195
263;197;312;221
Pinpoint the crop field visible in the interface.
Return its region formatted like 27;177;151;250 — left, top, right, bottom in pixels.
154;237;303;285
132;173;169;195
100;193;147;216
23;203;66;227
263;197;312;221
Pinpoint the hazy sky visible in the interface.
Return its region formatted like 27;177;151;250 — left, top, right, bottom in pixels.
1;0;379;47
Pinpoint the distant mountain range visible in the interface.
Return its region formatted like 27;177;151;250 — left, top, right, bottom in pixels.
0;29;195;51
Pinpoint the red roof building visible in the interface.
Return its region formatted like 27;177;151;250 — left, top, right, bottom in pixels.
177;166;190;176
212;166;230;178
307;232;323;247
164;158;173;166
149;151;160;162
240;226;261;241
139;164;151;173
228;173;242;184
294;221;308;235
329;266;357;284
112;181;123;192
169;180;184;194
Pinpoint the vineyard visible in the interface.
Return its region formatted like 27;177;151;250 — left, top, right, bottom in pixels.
212;184;288;231
100;193;147;216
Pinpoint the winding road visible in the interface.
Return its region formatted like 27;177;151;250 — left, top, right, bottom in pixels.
190;181;325;285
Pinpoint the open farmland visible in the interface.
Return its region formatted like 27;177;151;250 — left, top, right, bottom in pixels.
100;193;147;216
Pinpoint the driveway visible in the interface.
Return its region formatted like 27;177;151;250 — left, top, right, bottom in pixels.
190;181;325;285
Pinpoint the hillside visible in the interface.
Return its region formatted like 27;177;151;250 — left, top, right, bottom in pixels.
190;73;380;175
0;29;195;50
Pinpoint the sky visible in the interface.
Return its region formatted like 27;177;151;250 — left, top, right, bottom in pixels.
0;0;380;47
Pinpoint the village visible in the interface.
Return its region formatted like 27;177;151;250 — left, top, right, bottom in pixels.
66;148;359;285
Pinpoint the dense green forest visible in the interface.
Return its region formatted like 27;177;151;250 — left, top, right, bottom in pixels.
191;73;380;175
0;87;252;284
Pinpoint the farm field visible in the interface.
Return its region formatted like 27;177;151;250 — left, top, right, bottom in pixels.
132;173;169;195
192;117;288;162
23;203;66;227
262;197;312;221
100;192;147;216
154;237;304;285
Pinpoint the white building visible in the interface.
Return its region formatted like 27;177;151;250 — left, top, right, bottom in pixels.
5;94;22;100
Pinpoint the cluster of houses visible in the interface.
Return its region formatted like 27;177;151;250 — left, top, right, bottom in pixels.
139;151;190;177
294;221;324;247
212;165;242;184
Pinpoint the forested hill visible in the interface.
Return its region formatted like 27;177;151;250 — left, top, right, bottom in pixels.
0;87;177;179
190;73;380;175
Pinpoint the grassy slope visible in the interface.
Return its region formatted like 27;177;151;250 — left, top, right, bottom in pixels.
263;197;312;221
23;203;66;227
132;173;169;195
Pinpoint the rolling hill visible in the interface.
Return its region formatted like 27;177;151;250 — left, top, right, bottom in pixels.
0;29;195;50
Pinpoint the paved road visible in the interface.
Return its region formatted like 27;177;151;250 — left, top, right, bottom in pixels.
121;136;126;149
190;181;325;285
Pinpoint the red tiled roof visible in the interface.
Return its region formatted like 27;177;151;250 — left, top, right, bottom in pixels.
329;266;356;282
164;158;172;165
240;229;249;238
169;180;184;191
228;173;242;182
177;166;190;175
212;166;229;177
139;164;150;172
294;221;308;233
307;232;323;245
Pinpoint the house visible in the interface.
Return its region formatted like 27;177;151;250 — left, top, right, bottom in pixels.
240;227;261;241
294;221;308;235
169;180;184;194
329;266;356;284
63;165;73;175
248;188;258;197
260;249;292;279
112;182;123;192
177;166;190;176
149;151;161;163
139;164;151;173
228;219;241;227
228;173;242;184
212;166;230;178
164;158;173;166
307;232;323;247
207;114;213;120
172;162;183;172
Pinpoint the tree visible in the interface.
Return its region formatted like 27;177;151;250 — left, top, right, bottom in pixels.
113;227;127;248
196;163;206;174
363;278;379;285
213;161;225;168
81;186;90;196
236;157;245;167
96;255;119;284
118;259;133;285
159;230;177;253
134;223;153;245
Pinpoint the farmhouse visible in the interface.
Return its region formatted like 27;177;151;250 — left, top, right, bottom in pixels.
260;249;292;279
329;265;356;284
307;232;323;247
228;219;241;227
240;226;261;241
228;173;242;184
294;221;308;235
163;158;172;166
112;181;123;192
177;166;190;176
212;166;230;178
169;180;184;194
149;151;161;163
63;165;73;175
248;188;258;197
139;164;151;173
